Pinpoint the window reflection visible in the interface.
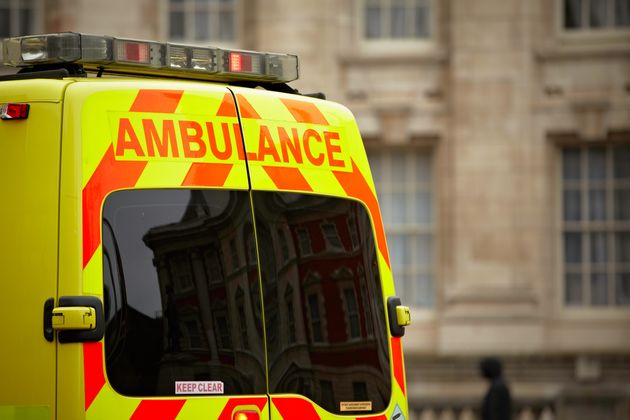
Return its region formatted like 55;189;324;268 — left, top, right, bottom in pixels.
252;192;391;414
103;189;266;396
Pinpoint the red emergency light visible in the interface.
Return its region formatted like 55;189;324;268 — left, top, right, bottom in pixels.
233;410;259;420
0;103;30;120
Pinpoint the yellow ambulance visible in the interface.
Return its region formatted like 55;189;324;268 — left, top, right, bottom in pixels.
0;32;411;420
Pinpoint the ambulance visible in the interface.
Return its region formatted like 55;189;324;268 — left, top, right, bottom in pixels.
0;32;411;420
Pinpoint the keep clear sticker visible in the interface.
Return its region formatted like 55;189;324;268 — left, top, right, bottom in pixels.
175;381;224;395
340;401;372;412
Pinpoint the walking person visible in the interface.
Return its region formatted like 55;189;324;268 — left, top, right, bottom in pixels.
479;357;512;420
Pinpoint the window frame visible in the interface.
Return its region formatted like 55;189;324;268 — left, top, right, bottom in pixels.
367;147;436;308
0;0;43;38
161;0;241;47
557;142;630;314
356;0;437;55
555;0;630;41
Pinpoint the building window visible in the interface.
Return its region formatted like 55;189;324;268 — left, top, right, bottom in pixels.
184;319;203;348
562;144;630;307
285;286;296;344
204;249;224;284
0;0;38;38
369;150;434;306
235;287;248;349
168;0;237;42
322;222;344;251
363;0;431;40
170;254;194;291
214;313;233;349
297;227;313;256
563;0;630;31
344;288;361;339
278;228;290;262
229;238;240;271
308;293;323;342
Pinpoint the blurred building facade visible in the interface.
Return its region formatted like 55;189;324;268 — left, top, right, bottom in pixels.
2;0;630;418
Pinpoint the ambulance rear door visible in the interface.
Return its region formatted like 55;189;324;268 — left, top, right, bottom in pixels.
0;80;69;420
57;80;269;420
232;87;407;420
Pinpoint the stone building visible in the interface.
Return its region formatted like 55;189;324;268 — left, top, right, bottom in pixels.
2;0;629;418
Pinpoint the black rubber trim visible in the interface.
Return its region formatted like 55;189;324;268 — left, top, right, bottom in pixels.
43;298;55;342
57;296;105;343
387;296;405;338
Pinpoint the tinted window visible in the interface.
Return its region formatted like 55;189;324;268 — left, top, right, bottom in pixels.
252;192;391;414
103;189;266;396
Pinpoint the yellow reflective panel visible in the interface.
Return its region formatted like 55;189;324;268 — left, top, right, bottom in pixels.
0;406;50;420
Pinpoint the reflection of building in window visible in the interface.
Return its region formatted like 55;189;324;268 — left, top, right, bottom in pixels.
0;0;38;38
167;0;237;42
284;286;296;343
353;381;369;401
561;145;630;306
203;248;223;284
360;273;374;337
170;254;194;291
185;319;203;348
235;287;248;349
322;222;344;250
267;310;278;346
369;150;434;306
278;228;290;261
308;293;323;342
229;238;240;271
363;0;431;40
563;0;630;31
214;313;232;349
348;215;360;249
297;227;313;256
344;288;361;339
247;232;257;265
320;380;335;411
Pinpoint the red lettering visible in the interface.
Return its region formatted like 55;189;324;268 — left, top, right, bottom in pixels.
115;118;144;157
324;131;344;167
207;122;233;160
303;129;324;166
142;119;179;158
179;120;206;158
278;127;303;163
258;125;281;162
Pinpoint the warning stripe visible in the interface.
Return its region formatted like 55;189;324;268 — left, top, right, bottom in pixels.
273;398;320;420
333;160;390;268
130;400;186;420
236;94;262;119
216;93;237;117
83;342;106;411
182;162;234;187
280;98;328;125
82;145;147;268
130;90;183;113
263;166;312;192
391;337;405;395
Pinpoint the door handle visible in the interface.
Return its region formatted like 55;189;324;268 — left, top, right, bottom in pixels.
43;296;104;343
52;306;96;330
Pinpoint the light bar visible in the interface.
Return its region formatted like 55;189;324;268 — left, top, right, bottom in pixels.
0;32;299;83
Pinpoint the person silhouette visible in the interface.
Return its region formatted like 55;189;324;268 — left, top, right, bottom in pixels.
479;357;512;420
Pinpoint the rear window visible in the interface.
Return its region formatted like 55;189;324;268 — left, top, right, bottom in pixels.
252;192;391;414
102;189;266;396
102;189;390;412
